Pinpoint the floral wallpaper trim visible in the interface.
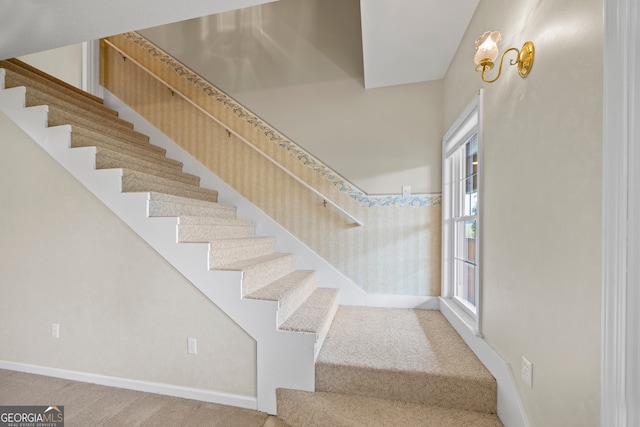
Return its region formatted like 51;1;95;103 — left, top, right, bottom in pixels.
120;32;442;208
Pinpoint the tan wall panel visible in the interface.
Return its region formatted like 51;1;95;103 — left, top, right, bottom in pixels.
102;34;441;296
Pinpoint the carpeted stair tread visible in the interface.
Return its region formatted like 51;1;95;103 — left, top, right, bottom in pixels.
5;71;130;129
147;193;236;219
19;84;135;135
216;252;292;271
47;103;150;147
0;58;105;106
69;124;170;160
315;307;497;414
246;270;315;302
219;253;296;296
280;288;338;334
25;87;132;132
95;147;200;186
280;288;338;358
3;69;118;120
246;270;317;326
209;237;276;268
120;168;218;203
148;192;228;208
276;389;503;427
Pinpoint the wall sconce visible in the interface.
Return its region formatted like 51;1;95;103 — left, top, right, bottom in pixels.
474;31;535;83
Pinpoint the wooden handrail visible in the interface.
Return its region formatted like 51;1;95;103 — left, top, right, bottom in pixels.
103;39;363;226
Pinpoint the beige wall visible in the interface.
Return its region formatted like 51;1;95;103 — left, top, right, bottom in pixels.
0;113;257;398
18;44;84;89
139;0;444;195
443;0;602;425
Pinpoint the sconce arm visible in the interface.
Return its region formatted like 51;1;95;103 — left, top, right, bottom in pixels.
481;47;520;83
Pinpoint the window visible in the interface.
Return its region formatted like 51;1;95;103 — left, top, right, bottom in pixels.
442;91;482;334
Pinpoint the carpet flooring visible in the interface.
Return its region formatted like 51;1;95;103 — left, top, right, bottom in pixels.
315;307;497;413
277;389;503;427
276;307;502;427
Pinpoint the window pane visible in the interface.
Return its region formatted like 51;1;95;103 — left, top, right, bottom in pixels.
463;262;477;307
455;221;465;259
454;259;477;309
465;220;476;263
455;220;476;264
462;137;478;217
464;177;478;216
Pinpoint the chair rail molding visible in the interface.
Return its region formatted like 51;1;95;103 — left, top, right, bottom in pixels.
602;0;640;425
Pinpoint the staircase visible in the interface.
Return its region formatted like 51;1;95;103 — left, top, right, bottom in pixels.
0;58;336;413
0;59;502;426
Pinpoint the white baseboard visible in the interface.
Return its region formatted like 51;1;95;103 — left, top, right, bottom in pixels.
364;294;440;309
0;360;257;410
439;298;530;427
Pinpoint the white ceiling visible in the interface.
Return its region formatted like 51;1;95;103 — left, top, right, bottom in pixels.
361;0;480;88
0;0;278;60
0;0;479;88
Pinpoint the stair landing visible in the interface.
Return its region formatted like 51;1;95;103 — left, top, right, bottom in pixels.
277;307;501;426
316;307;497;413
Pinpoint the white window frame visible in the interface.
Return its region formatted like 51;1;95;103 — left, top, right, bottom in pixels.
442;90;483;337
602;0;640;425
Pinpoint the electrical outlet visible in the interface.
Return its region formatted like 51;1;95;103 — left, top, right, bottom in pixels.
521;356;533;388
402;185;411;197
187;337;197;355
51;323;59;338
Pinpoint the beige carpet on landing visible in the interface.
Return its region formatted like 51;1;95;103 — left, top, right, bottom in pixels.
277;307;502;427
315;307;497;413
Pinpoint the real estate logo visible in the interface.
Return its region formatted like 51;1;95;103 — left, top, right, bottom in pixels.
0;405;64;427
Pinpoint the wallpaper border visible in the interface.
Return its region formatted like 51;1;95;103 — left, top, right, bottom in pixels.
121;32;441;208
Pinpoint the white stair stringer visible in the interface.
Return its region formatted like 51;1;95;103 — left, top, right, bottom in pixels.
102;90;368;307
0;91;318;414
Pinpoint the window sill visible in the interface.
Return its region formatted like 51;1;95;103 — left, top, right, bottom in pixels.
439;297;482;338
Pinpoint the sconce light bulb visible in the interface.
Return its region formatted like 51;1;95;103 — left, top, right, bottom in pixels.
474;31;502;65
